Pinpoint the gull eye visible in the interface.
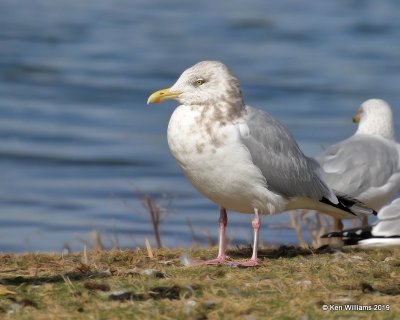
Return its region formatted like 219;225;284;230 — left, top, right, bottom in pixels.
194;79;205;87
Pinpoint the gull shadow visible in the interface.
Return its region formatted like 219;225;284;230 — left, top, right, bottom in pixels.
360;282;400;296
226;244;335;260
0;270;110;286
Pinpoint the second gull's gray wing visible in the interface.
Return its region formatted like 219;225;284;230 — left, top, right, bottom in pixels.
373;198;400;236
316;134;399;197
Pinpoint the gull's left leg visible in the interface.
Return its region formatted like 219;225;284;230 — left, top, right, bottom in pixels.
329;218;344;247
334;218;344;231
361;216;369;227
227;208;261;267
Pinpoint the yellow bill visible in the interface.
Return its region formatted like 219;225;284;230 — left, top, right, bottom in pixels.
352;113;361;123
147;87;181;105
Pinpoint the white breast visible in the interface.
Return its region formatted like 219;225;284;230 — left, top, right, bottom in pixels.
167;105;286;214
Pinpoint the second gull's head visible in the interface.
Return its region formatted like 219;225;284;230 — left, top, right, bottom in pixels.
354;99;395;140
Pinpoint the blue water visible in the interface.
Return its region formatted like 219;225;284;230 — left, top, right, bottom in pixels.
0;0;399;252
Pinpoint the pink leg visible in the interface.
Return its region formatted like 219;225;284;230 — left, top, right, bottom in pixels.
227;209;260;267
191;207;229;265
217;207;229;260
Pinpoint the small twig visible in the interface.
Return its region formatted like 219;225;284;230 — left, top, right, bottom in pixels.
83;245;88;265
145;237;154;259
61;275;76;294
141;195;164;248
304;214;319;247
203;229;216;247
302;211;332;248
289;210;308;248
91;230;105;251
110;219;120;249
186;218;200;247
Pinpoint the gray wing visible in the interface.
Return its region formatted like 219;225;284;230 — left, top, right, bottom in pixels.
240;106;335;202
373;198;400;236
378;198;400;220
316;134;399;197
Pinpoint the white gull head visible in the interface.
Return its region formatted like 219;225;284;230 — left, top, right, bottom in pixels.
169;60;244;108
355;99;395;141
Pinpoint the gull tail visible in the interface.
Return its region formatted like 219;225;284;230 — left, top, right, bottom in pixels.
321;225;400;247
320;191;377;218
321;226;373;245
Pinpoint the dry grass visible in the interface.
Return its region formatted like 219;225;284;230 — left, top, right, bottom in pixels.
1;246;400;319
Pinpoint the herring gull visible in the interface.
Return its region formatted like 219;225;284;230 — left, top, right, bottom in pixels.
321;198;400;248
316;99;400;232
147;61;375;266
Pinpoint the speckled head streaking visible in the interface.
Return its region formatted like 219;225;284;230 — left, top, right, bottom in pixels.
354;99;395;141
147;61;245;119
169;61;244;108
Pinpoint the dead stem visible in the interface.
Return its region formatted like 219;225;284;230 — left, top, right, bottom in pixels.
141;195;164;248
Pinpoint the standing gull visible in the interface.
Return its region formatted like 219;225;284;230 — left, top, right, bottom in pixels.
147;61;375;267
321;198;400;248
316;99;400;232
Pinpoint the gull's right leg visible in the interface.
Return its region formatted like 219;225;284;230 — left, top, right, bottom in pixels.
191;207;229;265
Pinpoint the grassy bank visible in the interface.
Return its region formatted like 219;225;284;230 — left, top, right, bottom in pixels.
0;246;399;319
